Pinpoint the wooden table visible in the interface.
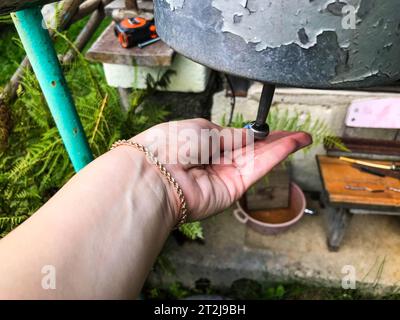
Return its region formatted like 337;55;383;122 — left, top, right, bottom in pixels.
317;155;400;251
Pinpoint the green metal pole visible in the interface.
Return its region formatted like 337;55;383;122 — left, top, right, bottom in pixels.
12;7;93;172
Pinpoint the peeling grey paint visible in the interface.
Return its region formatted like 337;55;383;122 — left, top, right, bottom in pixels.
154;0;400;88
332;0;400;84
165;0;185;10
211;0;400;84
212;0;360;50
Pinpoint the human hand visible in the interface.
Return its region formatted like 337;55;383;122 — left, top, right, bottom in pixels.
132;118;312;222
0;118;312;299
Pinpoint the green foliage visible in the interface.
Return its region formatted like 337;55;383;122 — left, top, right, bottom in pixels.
0;18;199;241
222;109;347;151
0;26;25;86
121;71;175;138
179;222;204;241
220;112;243;128
168;282;190;299
0;215;28;238
147;287;161;299
145;279;400;300
262;284;286;300
154;254;176;276
0;15;12;24
0;31;173;237
0;53;122;230
0;26;201;240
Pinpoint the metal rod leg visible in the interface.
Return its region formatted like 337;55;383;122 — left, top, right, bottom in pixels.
245;83;276;140
12;7;93;172
255;83;275;128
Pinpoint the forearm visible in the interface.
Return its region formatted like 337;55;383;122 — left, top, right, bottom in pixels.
0;118;312;300
0;147;176;299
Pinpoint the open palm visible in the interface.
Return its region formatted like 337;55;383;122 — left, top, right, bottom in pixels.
133;119;312;221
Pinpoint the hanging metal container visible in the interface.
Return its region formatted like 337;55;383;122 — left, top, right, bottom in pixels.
154;0;400;89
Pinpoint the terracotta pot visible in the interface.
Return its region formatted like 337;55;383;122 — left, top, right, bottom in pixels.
234;182;306;235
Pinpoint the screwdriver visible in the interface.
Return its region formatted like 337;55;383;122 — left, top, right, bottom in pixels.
340;157;400;171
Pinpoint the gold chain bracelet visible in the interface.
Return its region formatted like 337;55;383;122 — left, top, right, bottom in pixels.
110;140;188;229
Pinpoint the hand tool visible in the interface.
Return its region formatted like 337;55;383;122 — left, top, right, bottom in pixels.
340;157;400;172
352;164;386;177
138;37;161;49
352;163;400;180
345;185;385;193
388;187;400;193
114;17;158;49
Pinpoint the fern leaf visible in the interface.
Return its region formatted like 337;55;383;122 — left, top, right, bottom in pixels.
179;222;204;240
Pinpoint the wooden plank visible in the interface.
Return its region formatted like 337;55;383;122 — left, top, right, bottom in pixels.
325;137;400;157
350;208;400;216
317;155;400;207
359;84;400;93
86;23;174;67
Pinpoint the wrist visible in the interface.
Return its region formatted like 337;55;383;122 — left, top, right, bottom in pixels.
109;146;180;229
